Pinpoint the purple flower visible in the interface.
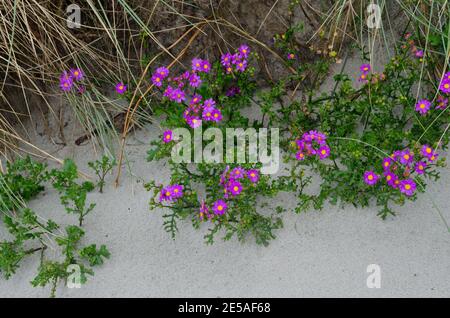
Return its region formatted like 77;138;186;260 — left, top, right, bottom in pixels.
212;199;227;215
440;79;450;94
234;59;247;72
358;73;368;82
163;85;174;98
187;117;202;129
199;200;210;220
444;72;450;81
364;171;379;185
287;53;296;60
171;88;185;103
70;68;84;81
224;65;233;74
238;44;250;58
192;58;203;72
414;161;427;175
200;60;211;73
428;153;439;162
190;94;202;105
436;96;448;109
415;99;431;115
151;74;163;87
160;184;183;202
421;144;434;158
228;180;243;196
318;145;330;159
221;53;232;66
382;157;393;170
115;82;127;94
360;63;371;73
415;50;424;58
171;184;184;199
203;98;216;108
162;130;173;143
211;108;222;122
399;149;414;165
384;171;398;187
60;78;73;91
60;71;71;82
202;106;215;121
399;179;416;196
231;167;245;179
188;72;202;88
295;151;305;161
247;169;260;183
156;66;169;78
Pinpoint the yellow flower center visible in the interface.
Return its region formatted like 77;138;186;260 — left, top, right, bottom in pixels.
321;150;326;155
250;173;255;177
165;191;171;196
426;148;431;153
239;63;243;67
420;103;425;109
217;205;223;211
214;113;218;118
405;184;411;190
233;186;239;192
386;175;391;181
119;85;123;90
156;77;160;82
203;64;208;69
242;49;247;53
384;162;389;167
404;154;410;160
206;112;211;116
368;175;373;180
445;83;450;89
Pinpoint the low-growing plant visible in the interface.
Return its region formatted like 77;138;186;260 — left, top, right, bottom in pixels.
49;159;96;227
268;35;449;218
0;157;109;297
143;45;317;245
88;155;116;193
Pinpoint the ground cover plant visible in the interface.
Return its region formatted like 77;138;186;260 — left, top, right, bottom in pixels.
0;157;109;297
1;0;450;297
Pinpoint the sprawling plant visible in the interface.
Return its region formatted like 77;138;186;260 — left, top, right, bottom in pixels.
0;157;109;297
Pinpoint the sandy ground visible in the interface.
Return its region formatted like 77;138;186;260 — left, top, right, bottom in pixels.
1;50;450;298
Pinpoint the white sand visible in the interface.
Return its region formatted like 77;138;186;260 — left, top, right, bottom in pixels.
1;51;450;298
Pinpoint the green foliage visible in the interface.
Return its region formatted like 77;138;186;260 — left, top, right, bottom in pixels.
0;156;109;297
88;155;116;193
49;159;96;226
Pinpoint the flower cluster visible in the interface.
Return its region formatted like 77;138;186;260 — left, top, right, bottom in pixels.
220;45;250;74
159;184;184;202
364;145;439;197
199;166;260;220
294;130;330;161
149;50;250;128
59;68;84;93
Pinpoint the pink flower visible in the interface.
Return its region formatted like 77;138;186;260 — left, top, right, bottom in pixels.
247;169;260;183
440;79;450;94
360;64;371;73
414;161;426;175
399;179;416;196
156;66;169;78
238;44;250;58
162;130;173;143
212;199;227;215
70;68;84;81
188;73;202;88
228;180;243;196
115;82;127;94
364;171;379;185
318;145;330;159
415;99;431;115
151;74;163;87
